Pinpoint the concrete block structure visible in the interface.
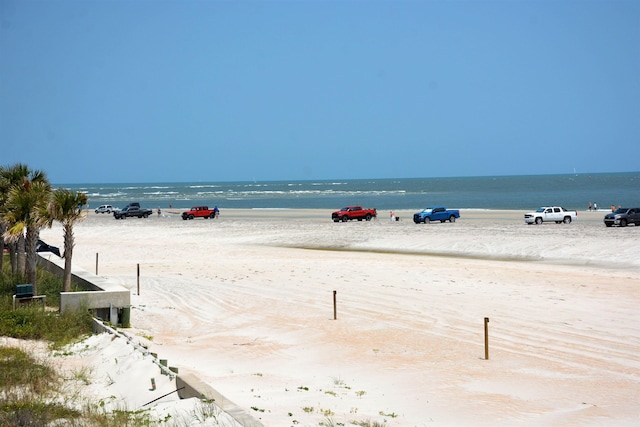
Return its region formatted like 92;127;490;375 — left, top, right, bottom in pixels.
36;252;130;324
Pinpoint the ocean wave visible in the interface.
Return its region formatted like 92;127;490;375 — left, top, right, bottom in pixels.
62;173;639;210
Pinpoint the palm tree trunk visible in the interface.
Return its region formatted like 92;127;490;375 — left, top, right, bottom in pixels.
63;224;74;292
9;242;17;275
17;234;26;278
0;223;5;273
25;228;39;293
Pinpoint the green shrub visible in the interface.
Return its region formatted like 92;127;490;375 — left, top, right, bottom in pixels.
0;346;56;391
0;401;80;426
0;306;92;348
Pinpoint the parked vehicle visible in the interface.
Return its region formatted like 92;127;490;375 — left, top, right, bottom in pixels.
4;240;61;257
603;207;640;227
331;206;377;222
95;205;118;214
413;206;460;224
114;205;152;219
524;206;577;224
182;206;218;220
36;239;61;257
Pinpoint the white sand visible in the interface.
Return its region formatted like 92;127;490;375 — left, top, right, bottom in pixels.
37;209;640;426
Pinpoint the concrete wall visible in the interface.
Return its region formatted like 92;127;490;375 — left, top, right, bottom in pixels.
36;252;130;314
177;373;263;427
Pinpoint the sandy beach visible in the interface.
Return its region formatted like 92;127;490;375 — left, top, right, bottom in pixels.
37;208;640;426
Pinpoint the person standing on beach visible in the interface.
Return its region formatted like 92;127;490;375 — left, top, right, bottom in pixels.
390;210;395;221
157;207;162;217
588;202;592;211
594;202;598;211
213;206;219;218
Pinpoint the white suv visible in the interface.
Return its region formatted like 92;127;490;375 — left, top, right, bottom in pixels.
524;206;577;224
95;205;118;214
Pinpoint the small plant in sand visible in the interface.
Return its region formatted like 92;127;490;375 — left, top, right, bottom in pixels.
105;373;115;386
351;420;386;427
332;376;345;387
319;417;345;426
72;366;93;385
191;398;224;423
378;410;398;418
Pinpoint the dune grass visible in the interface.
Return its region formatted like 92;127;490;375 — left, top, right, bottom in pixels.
0;255;239;426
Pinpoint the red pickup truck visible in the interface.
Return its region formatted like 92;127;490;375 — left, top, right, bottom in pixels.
331;206;377;222
181;206;218;220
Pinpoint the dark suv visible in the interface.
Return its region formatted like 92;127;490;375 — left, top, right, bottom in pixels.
604;208;640;227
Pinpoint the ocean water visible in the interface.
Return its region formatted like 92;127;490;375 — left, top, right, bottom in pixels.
59;172;639;211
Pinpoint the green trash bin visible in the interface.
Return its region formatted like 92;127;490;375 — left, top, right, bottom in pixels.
120;306;131;328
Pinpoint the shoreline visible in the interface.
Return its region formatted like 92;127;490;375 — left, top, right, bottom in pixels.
135;207;614;222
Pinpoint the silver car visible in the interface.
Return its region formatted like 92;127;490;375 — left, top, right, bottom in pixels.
95;205;118;214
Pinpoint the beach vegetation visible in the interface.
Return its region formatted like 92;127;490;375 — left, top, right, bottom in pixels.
140;333;154;341
0;163;52;294
45;188;89;292
378;410;398;418
331;376;345;387
73;366;93;385
0;162;88;296
351;420;386;427
0;341;240;426
318;417;344;426
189;398;229;424
0;305;93;348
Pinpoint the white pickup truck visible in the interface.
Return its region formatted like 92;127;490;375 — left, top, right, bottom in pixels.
524;206;578;224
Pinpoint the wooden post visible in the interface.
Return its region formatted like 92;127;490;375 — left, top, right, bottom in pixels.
137;264;140;296
484;317;490;360
95;253;98;275
333;290;337;320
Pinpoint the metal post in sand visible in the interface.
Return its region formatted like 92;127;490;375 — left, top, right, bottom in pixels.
333;290;337;320
484;317;490;360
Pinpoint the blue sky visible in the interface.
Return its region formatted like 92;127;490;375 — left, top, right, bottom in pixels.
1;0;638;184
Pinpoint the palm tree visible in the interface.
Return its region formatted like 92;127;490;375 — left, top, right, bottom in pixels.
5;181;52;289
0;163;27;275
0;164;9;273
46;189;88;292
1;164;51;292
